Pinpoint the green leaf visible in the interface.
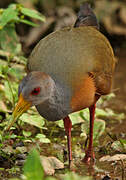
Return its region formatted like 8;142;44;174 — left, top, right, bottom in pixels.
106;108;125;120
16;146;27;154
55;120;64;128
45;177;57;180
10;134;17;139
93;119;105;142
8;67;24;80
36;133;50;143
63;172;92;180
20;113;45;129
81;118;105;145
21;7;45;22
19;19;38;27
23;130;32;137
0;134;2;141
69;111;84;126
111;140;126;152
0;7;19;28
0;64;7;78
23;149;44;180
96;108;108;117
80;120;89;138
4;81;13;104
4;80;18;104
56;109;89;128
80;109;89;122
0;24;21;54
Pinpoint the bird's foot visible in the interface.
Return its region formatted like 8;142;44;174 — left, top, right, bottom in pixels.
82;149;95;165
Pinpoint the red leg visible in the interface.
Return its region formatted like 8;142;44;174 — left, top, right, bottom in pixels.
63;116;72;167
82;103;96;164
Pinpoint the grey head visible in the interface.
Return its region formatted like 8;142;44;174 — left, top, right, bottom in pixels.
18;71;72;121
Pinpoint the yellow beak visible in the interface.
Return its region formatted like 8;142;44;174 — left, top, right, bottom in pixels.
5;93;31;131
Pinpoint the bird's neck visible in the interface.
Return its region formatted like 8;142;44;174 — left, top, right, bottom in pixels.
36;80;72;121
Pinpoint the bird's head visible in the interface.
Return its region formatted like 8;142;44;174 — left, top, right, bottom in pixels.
6;71;55;131
18;71;54;106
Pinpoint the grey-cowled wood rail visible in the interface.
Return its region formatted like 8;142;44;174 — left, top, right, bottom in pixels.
6;3;115;166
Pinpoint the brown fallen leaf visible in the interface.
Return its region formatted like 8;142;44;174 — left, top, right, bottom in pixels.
40;156;64;175
100;154;126;162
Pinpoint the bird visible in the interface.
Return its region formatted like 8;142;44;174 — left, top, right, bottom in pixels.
6;3;115;167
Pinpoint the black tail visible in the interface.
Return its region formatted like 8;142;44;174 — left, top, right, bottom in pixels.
74;3;99;30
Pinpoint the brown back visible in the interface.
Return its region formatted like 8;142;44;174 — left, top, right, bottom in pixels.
27;26;115;95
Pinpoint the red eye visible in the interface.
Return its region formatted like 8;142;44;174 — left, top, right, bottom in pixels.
31;87;41;95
